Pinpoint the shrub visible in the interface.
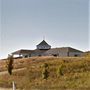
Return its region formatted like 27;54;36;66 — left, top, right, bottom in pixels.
57;64;65;77
42;63;49;79
42;63;48;68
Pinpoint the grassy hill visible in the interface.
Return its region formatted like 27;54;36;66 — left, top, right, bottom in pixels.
0;56;90;90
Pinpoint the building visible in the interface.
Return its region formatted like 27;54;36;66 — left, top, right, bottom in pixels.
43;47;83;57
12;49;33;58
37;40;51;50
12;40;83;58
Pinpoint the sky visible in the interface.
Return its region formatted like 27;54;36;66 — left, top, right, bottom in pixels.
0;0;90;59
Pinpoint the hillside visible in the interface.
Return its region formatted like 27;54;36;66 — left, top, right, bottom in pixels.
0;56;90;90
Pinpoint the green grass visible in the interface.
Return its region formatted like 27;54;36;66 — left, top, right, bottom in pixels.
0;56;90;90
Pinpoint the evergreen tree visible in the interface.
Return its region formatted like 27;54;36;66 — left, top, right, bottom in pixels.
7;54;14;75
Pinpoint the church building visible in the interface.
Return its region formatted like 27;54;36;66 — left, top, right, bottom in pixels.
12;40;83;58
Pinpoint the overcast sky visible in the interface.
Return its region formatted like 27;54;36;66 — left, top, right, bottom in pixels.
0;0;89;59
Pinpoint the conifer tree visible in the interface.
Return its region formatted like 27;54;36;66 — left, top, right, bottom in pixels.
7;54;14;75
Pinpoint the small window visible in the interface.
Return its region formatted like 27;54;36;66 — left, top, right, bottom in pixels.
29;54;31;57
38;55;41;56
52;54;58;57
24;55;28;58
74;54;78;57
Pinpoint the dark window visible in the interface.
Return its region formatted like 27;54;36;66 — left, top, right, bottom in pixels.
38;55;41;56
74;54;78;57
29;54;31;57
52;54;58;57
24;55;28;58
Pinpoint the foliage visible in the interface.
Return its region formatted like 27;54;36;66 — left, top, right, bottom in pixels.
42;63;48;68
7;54;14;75
42;63;49;79
57;64;65;77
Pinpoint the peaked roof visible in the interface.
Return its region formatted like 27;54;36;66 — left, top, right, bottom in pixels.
37;40;51;46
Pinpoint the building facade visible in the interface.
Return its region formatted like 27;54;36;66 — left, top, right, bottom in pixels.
12;40;83;58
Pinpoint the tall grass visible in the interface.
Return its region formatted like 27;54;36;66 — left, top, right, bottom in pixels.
0;57;90;90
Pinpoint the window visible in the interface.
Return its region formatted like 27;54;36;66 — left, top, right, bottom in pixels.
74;54;78;57
38;55;41;56
52;54;58;57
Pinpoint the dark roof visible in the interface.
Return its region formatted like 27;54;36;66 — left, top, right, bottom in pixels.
44;47;83;55
12;49;33;55
37;40;51;46
11;47;83;56
67;47;83;53
31;49;47;55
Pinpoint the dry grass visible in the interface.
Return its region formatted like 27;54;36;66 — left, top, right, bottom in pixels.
0;56;90;90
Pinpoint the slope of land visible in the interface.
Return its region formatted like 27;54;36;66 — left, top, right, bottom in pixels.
0;56;90;90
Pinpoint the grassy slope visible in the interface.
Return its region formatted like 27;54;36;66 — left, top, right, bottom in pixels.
0;56;90;90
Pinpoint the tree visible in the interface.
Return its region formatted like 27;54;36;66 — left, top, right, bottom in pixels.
7;54;14;75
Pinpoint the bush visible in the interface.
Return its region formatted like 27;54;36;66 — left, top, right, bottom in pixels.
42;63;49;79
42;63;48;68
57;64;65;77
